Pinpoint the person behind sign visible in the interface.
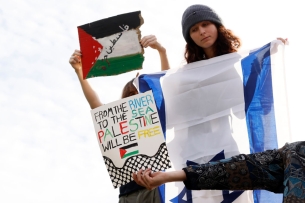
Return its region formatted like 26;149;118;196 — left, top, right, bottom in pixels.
69;35;169;203
133;141;305;202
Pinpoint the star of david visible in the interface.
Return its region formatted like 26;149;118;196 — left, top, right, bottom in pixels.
170;150;244;203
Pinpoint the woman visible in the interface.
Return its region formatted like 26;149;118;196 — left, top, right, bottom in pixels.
69;35;169;203
133;141;305;202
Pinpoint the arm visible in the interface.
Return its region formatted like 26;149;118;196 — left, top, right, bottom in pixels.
69;50;102;109
134;148;284;193
182;150;283;192
140;35;170;71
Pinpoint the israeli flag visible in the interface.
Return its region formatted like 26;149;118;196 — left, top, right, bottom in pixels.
134;40;291;203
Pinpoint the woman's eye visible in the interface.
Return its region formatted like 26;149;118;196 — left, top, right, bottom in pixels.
191;28;197;32
202;22;210;26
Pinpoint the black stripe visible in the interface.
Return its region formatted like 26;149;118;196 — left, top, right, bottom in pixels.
78;11;143;38
121;142;138;150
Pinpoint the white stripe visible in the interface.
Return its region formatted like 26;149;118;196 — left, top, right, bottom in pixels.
270;40;292;146
97;29;142;59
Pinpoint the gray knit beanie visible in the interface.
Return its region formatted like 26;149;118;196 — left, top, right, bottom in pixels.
182;4;222;42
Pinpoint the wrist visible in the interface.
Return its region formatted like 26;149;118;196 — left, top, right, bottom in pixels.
75;68;84;79
75;68;82;75
168;170;186;182
157;46;166;54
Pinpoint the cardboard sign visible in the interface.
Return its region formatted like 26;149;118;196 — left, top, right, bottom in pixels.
77;11;144;79
91;91;171;188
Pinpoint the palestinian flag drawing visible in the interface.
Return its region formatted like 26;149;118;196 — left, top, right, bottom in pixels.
119;143;139;159
77;11;144;79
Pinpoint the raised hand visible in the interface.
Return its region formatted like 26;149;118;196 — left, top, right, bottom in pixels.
277;37;289;45
69;49;82;72
140;35;170;71
140;35;166;52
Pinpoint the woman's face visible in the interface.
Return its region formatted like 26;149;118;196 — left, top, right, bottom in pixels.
189;21;218;51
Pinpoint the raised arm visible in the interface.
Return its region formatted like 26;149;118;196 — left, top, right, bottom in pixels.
140;35;170;71
69;50;102;109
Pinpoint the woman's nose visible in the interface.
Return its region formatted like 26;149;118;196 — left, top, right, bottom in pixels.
199;26;206;35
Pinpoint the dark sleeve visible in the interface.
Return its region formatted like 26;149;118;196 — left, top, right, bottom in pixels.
182;148;284;193
119;181;145;197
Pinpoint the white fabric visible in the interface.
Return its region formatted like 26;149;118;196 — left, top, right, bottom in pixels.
162;52;253;203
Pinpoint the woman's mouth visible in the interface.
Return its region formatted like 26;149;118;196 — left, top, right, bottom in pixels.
201;36;210;41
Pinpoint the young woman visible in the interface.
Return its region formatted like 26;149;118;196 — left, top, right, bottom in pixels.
69;35;169;203
133;141;305;202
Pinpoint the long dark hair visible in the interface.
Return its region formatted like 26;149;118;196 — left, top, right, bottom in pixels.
184;23;241;63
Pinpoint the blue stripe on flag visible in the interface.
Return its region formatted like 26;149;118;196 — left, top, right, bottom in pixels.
138;73;166;137
241;42;282;203
138;73;166;203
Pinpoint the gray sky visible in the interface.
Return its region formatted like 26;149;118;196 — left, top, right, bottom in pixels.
0;0;303;202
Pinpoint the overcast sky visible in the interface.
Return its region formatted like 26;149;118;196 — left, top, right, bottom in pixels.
0;0;303;202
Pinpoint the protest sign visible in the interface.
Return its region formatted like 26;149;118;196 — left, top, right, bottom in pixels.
78;11;144;79
91;90;171;188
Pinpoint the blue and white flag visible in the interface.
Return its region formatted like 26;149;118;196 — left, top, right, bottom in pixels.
134;40;291;203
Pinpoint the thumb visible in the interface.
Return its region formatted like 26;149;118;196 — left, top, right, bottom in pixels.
150;171;162;178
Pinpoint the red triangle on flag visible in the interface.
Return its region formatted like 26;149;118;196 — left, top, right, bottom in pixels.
120;148;127;159
77;27;103;79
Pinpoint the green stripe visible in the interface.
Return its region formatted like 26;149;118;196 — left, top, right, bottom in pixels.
122;150;139;159
86;54;144;78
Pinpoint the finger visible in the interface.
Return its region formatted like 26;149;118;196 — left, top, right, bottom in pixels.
140;35;153;43
136;169;145;186
132;172;139;183
277;37;288;45
284;38;289;45
72;50;82;57
72;54;81;61
74;55;82;63
69;56;77;64
142;169;151;181
145;36;156;45
142;38;156;48
141;35;156;47
149;170;159;178
69;55;80;64
132;171;143;186
140;37;151;47
142;169;153;189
